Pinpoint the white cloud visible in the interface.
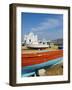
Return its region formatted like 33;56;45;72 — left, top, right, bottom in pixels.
32;17;62;32
31;17;63;40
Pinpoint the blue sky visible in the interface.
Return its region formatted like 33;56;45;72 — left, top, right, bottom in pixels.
21;12;63;41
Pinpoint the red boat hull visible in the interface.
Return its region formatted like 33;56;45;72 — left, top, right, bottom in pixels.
22;50;63;67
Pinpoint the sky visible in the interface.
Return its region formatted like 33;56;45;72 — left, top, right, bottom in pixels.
21;12;63;41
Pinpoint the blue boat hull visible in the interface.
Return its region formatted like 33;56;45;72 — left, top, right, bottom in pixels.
21;57;63;77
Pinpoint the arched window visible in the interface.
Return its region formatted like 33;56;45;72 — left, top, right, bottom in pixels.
29;39;31;42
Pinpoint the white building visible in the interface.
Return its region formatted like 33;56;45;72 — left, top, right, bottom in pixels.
24;32;38;45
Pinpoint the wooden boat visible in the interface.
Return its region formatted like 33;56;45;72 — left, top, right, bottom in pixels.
22;50;63;67
26;44;49;49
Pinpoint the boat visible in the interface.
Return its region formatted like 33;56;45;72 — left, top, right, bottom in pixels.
22;33;63;76
26;44;49;49
23;32;49;49
22;50;63;67
22;57;63;76
21;50;63;76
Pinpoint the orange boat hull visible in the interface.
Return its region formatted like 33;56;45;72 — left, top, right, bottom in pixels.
22;50;63;67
